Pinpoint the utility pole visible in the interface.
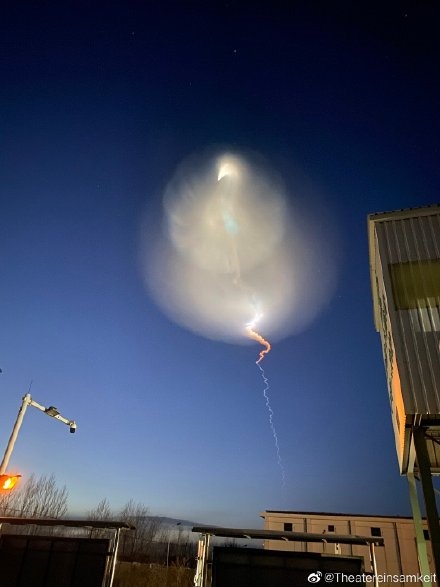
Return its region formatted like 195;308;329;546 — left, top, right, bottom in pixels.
0;393;77;475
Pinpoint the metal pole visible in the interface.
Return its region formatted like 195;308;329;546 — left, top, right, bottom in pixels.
202;534;210;587
0;394;31;474
407;429;432;584
193;539;204;587
407;473;432;586
368;542;379;587
413;426;440;578
108;528;121;587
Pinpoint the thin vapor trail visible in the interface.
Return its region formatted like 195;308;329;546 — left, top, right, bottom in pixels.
247;326;286;485
257;362;286;485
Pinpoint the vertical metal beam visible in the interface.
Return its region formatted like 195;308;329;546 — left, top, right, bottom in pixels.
202;534;211;587
194;538;205;587
194;534;210;587
407;430;432;584
413;427;440;577
108;528;121;587
368;543;379;587
0;394;31;474
407;473;432;586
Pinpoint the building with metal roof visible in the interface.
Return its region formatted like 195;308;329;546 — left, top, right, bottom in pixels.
261;510;436;585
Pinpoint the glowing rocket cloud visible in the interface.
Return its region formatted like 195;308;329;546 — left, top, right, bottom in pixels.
217;156;241;181
141;149;339;345
141;148;338;485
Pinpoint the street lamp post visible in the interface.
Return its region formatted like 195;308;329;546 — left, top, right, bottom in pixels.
0;393;77;475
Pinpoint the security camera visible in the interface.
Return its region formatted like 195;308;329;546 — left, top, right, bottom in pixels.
69;422;77;434
45;406;60;417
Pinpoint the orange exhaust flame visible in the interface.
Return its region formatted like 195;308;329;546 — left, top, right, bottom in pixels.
246;327;271;363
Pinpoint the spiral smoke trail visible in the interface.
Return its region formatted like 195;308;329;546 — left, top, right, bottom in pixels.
247;322;286;485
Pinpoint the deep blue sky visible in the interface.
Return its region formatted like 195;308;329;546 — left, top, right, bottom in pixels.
1;1;440;527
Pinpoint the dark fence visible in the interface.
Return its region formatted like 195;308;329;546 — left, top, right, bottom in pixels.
212;547;365;587
0;534;110;587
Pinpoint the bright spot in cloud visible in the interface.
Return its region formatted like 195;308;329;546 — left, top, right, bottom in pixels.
140;149;339;344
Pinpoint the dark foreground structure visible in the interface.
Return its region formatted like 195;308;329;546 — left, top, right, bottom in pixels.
368;205;440;580
192;525;383;587
212;547;365;587
0;517;133;587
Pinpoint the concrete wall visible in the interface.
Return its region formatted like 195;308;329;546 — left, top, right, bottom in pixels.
262;511;437;586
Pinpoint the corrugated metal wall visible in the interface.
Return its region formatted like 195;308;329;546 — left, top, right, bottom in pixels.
374;212;440;417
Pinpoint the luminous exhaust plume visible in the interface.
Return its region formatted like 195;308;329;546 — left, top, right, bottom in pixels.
246;319;285;484
141;148;339;482
246;319;271;364
142;150;338;344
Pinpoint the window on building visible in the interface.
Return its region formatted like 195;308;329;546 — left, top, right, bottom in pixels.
424;529;430;540
283;523;293;532
389;259;440;311
328;525;335;532
371;527;382;537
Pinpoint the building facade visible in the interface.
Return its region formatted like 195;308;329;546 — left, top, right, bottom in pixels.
261;510;437;585
368;205;440;474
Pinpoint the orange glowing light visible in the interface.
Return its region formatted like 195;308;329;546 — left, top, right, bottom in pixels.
0;474;21;491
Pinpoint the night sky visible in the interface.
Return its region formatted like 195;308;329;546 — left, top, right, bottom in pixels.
1;2;440;527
